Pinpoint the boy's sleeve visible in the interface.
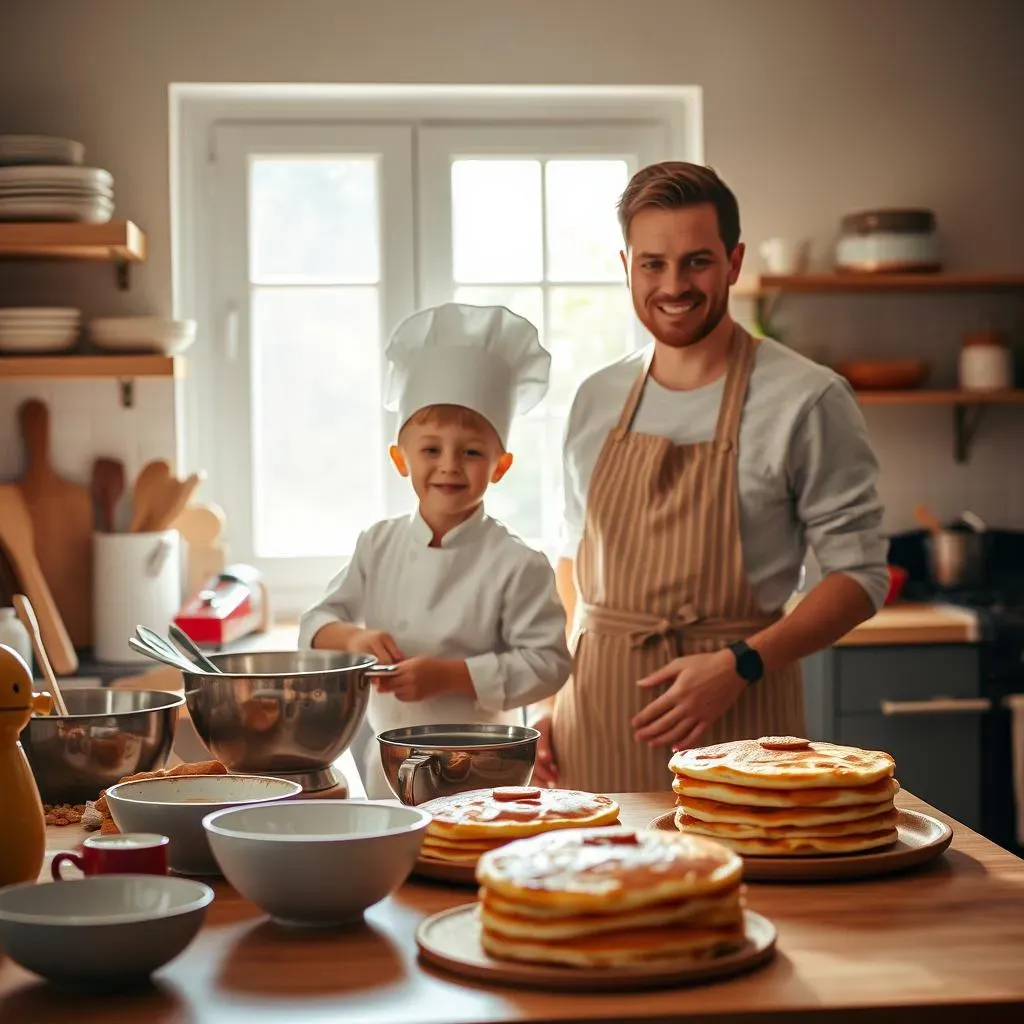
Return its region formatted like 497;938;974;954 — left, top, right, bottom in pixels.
465;550;572;713
297;532;371;649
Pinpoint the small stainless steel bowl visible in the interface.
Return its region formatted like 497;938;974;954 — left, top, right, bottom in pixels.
377;723;540;805
22;689;184;804
183;650;373;792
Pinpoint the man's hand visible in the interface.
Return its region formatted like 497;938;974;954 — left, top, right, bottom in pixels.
371;656;474;702
344;628;405;665
528;713;559;787
632;650;745;751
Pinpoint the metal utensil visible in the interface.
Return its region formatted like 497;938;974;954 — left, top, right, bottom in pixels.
128;635;201;674
136;625;190;665
168;623;222;673
961;510;987;533
377;723;540;805
12;593;68;716
926;530;987;589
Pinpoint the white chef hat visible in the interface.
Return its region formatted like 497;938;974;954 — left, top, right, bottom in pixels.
384;303;551;449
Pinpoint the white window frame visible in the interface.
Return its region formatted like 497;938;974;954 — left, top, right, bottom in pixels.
171;86;703;614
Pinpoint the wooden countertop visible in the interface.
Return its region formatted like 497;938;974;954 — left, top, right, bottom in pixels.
2;791;1023;1022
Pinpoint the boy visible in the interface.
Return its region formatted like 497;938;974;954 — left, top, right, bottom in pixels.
298;303;571;798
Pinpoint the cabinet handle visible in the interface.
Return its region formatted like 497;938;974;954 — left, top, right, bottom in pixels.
880;697;992;716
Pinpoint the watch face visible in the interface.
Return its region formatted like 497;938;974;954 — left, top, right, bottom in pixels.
735;646;763;682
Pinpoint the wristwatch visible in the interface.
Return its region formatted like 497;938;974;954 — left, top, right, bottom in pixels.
728;640;764;684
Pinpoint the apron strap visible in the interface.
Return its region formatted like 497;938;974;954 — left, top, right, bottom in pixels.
612;348;655;441
712;325;757;450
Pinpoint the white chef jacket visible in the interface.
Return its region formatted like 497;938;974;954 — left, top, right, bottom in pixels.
298;506;571;797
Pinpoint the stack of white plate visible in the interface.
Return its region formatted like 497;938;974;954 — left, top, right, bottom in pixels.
0;165;114;223
0;135;85;167
0;308;81;354
88;317;196;355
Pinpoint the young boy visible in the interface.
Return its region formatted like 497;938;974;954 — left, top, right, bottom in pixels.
298;303;571;798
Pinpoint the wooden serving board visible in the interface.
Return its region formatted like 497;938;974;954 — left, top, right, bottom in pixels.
416;904;777;992
649;808;952;882
17;399;94;647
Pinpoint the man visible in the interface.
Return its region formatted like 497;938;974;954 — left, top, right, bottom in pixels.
531;161;888;791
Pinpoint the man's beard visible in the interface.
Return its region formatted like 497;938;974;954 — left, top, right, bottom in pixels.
657;287;730;349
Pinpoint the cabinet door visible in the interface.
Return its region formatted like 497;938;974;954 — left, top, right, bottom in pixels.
837;712;983;829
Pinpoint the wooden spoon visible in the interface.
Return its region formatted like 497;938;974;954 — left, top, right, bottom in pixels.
148;472;205;532
913;504;945;535
13;593;69;716
130;459;172;532
91;457;125;534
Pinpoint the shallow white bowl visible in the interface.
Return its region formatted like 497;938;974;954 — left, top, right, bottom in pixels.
105;774;303;876
0;874;212;987
203;800;430;926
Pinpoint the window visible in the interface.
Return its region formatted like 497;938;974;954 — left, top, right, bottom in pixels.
180;93;688;611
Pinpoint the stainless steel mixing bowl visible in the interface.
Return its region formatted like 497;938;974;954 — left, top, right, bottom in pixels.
22;689;184;804
377;723;540;805
183;650;373;792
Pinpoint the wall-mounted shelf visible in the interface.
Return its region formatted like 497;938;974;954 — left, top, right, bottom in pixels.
0;354;183;407
0;220;147;290
851;388;1024;463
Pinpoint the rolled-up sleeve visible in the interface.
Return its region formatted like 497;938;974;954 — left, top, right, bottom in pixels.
297;538;368;649
466;551;572;712
788;379;889;610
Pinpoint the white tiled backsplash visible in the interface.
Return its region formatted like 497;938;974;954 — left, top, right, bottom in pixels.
0;378;177;490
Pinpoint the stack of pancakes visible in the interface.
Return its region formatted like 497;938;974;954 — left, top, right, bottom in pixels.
418;786;620;869
670;736;899;856
476;827;746;968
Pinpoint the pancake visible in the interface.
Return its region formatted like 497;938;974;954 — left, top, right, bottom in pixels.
672;774;900;809
422;786;620;840
684;827;900;857
670;737;895;791
674;792;895;828
477;826;743;914
675;806;898;840
480;921;745;968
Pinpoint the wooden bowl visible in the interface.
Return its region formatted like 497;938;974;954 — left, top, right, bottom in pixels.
834;359;929;391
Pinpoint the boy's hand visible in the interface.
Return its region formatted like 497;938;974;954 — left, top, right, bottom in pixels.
345;629;404;665
372;657;474;702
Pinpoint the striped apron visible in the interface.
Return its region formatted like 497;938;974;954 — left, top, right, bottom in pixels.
552;325;805;793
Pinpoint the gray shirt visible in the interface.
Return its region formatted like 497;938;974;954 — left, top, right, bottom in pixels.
561;337;889;612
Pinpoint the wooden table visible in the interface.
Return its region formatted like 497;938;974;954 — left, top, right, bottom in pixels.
2;791;1023;1022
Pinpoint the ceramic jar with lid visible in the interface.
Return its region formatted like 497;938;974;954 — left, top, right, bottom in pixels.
959;330;1012;392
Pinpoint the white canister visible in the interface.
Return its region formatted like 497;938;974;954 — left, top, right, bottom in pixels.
959;331;1013;392
0;607;33;674
93;531;181;664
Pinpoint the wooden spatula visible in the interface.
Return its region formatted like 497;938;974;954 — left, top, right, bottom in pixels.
147;472;204;532
0;484;77;675
174;503;227;597
13;593;69;716
91;457;126;534
18;399;95;647
130;459;172;532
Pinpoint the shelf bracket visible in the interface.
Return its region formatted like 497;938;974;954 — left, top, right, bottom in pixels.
953;403;986;463
116;260;130;291
118;378;135;408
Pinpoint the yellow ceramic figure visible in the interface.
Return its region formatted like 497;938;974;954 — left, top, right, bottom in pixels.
0;643;51;888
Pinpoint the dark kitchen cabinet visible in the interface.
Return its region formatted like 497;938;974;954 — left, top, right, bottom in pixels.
803;645;984;830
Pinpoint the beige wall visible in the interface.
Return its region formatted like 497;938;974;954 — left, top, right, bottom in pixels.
1;0;1022;533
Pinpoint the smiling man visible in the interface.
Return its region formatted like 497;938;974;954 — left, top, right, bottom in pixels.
530;161;888;792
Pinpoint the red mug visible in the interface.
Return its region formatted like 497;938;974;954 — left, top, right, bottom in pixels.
51;832;170;880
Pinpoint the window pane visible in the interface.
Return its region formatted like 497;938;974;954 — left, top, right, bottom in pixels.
452;160;542;283
547;286;634;410
485;416;546;543
250;158;380;284
545;160;629;283
251;286;383;557
453;286;544;339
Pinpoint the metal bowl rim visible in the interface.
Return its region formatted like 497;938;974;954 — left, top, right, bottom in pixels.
376;724;541;751
30;689;186;721
200;650;378;679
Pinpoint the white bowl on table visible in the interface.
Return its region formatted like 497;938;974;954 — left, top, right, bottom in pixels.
105;773;303;876
202;800;430;927
0;874;213;987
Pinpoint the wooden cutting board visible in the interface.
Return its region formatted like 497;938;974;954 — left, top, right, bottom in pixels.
17;399;94;647
0;483;77;675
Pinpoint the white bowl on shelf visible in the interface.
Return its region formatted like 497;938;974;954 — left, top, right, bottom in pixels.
0;134;85;166
89;317;196;355
202;800;430;926
0;874;213;986
0;327;79;353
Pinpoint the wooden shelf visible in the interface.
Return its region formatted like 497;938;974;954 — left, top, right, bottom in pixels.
0;220;147;288
854;388;1024;406
0;354;183;407
746;272;1024;294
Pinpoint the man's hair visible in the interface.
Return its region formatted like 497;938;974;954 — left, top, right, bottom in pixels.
399;404;502;447
616;161;741;253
